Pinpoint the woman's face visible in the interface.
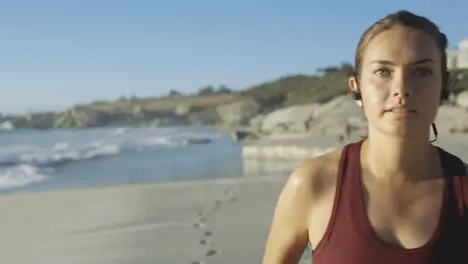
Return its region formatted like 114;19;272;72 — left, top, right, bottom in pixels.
350;26;445;139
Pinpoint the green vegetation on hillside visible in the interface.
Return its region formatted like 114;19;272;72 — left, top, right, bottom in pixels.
242;63;353;113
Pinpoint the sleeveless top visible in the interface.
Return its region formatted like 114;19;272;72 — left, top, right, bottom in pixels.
312;140;468;264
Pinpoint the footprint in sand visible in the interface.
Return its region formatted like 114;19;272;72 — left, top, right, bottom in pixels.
223;188;238;203
193;212;209;227
212;200;222;211
205;249;218;257
203;230;212;237
193;221;205;229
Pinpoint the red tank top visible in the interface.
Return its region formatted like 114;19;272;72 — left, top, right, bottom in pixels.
312;140;468;264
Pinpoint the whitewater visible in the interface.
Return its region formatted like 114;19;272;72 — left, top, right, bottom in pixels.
0;126;247;195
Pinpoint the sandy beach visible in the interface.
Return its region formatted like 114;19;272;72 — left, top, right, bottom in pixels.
0;175;313;264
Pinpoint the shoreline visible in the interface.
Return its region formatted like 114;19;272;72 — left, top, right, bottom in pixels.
0;172;288;198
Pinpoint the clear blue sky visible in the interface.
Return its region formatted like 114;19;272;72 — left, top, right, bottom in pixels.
1;1;466;114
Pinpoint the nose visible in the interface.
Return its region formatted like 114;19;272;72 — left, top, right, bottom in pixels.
392;88;411;98
391;74;412;100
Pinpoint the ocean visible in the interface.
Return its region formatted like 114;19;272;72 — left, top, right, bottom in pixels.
0;126;288;196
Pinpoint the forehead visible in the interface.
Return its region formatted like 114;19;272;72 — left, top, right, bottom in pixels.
362;26;441;65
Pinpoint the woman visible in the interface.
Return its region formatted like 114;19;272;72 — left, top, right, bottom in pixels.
262;10;468;264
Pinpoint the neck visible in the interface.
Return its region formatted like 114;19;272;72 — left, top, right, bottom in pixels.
362;126;437;184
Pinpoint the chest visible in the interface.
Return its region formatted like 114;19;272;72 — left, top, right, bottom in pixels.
362;179;445;249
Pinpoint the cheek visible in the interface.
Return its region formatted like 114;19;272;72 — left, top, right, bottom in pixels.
416;88;441;117
361;83;389;109
412;81;441;107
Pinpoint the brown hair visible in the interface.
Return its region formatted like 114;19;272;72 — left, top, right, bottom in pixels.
354;10;448;79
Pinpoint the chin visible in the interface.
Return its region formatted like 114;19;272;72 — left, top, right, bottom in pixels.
372;121;429;140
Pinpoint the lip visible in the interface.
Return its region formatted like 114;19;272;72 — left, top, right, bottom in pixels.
384;106;417;113
384;106;416;119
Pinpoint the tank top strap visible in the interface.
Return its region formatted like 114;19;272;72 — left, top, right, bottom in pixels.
436;147;467;217
435;146;468;261
313;139;364;255
334;139;365;225
335;139;364;200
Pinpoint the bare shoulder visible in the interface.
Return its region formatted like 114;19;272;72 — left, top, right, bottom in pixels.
274;146;344;214
291;147;343;199
262;147;343;264
277;147;343;209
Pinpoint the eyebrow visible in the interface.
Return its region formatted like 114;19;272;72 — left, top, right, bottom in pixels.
371;58;436;65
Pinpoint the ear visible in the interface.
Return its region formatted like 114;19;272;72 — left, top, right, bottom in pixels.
348;75;363;107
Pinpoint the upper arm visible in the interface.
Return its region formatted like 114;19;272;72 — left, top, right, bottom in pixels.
262;166;316;264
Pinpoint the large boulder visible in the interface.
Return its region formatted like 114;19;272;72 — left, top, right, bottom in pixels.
456;91;468;109
174;104;191;116
308;95;366;137
260;104;320;133
434;105;468;133
249;114;265;132
259;95;366;137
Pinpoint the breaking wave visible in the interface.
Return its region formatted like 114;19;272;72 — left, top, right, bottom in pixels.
0;127;225;189
0;164;46;190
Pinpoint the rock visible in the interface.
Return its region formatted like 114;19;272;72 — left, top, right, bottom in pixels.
312;95;351;117
231;127;261;142
258;95;365;139
249;114;265;132
181;138;212;146
308;95;365;137
132;105;142;115
347;115;367;129
456;91;468;109
260;104;320;133
447;93;457;105
174;105;191;115
186;108;219;126
216;97;260;128
435;106;468;133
